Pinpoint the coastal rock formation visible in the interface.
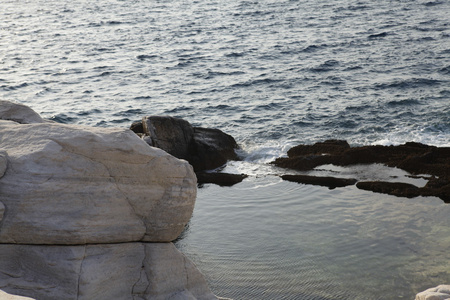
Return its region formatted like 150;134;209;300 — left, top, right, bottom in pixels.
0;243;217;300
0;118;196;244
415;285;450;300
0;101;219;300
131;116;239;172
273;140;450;202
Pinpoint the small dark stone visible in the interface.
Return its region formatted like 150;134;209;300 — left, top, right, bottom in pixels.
282;174;357;189
196;172;248;187
130;120;144;134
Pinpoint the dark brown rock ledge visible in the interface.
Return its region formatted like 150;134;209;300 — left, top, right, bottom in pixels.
272;140;450;203
131;116;245;186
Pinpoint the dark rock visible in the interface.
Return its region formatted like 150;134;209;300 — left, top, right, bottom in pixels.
131;116;239;172
271;155;331;171
130;120;144;134
356;181;421;198
190;127;239;171
282;175;357;189
142;116;194;161
273;140;450;202
196;172;248;187
287;139;350;157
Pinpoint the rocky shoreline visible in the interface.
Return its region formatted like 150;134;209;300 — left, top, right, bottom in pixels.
0;101;221;300
129;116;450;203
0;101;448;299
272;140;450;203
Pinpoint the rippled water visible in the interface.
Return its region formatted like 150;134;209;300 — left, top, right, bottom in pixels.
1;0;450;299
1;0;449;148
176;177;450;300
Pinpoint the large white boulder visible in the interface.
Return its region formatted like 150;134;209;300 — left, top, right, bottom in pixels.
0;101;221;300
0;102;197;243
0;242;218;300
416;285;450;300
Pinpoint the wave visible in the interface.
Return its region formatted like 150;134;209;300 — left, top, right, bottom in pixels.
386;99;422;106
231;78;284;88
368;32;389;39
374;78;441;90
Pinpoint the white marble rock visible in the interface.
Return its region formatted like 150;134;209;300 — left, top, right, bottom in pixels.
0;117;196;244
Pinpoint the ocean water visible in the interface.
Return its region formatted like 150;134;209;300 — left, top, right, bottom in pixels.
1;0;450;299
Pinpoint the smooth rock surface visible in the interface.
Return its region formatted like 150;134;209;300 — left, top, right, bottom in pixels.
0;105;197;244
0;243;218;300
416;285;450;300
0;100;45;124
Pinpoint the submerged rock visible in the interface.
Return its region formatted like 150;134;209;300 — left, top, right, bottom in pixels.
415;285;450;300
0;243;218;300
131;116;239;172
273;140;450;202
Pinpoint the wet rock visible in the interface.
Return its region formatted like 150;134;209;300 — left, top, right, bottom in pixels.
196;172;248;187
273;140;450;202
132;116;239;172
287;139;350;157
191;127;239;171
282;175;357;189
356;181;421;198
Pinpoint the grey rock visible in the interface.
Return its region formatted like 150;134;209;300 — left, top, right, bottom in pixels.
0;243;218;300
0;104;196;244
0;100;45;124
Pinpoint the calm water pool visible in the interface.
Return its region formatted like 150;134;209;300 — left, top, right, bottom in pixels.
175;175;450;300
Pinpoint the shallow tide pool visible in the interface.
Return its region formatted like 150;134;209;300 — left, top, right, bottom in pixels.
175;176;450;300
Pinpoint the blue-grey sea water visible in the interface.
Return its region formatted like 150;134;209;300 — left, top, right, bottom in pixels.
1;0;450;299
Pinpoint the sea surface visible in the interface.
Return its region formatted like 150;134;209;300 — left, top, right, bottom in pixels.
1;0;450;299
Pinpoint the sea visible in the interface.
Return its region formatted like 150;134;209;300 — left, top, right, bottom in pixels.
1;0;449;299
